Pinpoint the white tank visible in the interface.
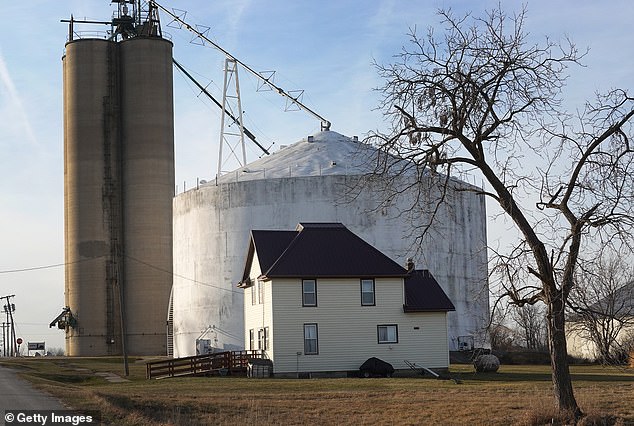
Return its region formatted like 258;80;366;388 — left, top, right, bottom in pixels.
172;131;489;357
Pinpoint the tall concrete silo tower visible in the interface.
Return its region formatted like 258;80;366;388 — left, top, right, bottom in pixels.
59;1;174;356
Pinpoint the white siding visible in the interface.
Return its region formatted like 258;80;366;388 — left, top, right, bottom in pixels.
243;252;274;356
566;323;634;361
270;277;449;374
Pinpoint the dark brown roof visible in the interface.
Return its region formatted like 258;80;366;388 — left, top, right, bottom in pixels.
403;270;455;312
243;223;408;281
251;230;298;273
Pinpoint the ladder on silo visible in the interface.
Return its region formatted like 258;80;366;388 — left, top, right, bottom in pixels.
166;287;174;357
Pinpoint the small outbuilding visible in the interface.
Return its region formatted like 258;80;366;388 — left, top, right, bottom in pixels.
237;222;455;376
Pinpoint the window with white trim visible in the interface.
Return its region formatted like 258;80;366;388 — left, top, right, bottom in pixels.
258;327;269;350
249;329;255;350
258;279;265;304
377;325;398;344
303;323;318;355
264;326;269;350
251;281;256;305
302;279;317;307
361;279;375;306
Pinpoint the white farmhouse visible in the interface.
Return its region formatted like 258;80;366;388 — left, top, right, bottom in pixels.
237;222;455;376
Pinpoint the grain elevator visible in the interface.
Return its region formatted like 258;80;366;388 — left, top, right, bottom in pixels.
57;1;174;356
54;1;491;359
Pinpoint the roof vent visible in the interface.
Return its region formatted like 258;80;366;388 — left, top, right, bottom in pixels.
330;161;337;167
307;135;315;143
352;136;359;142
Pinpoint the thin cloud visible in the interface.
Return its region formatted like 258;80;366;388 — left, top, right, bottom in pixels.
0;49;38;146
221;0;252;50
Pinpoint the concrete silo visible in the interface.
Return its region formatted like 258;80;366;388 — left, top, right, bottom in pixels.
60;3;173;356
63;38;120;356
172;131;489;357
119;36;174;356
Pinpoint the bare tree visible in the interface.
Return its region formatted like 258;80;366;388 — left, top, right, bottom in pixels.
368;5;634;418
568;254;634;364
47;347;65;356
489;306;520;351
512;303;546;351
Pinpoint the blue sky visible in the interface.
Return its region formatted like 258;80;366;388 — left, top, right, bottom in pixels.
0;1;632;351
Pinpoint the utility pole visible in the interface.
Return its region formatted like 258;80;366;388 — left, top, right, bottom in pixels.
1;295;16;357
1;322;5;356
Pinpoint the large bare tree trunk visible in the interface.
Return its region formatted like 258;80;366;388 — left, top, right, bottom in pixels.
547;296;581;418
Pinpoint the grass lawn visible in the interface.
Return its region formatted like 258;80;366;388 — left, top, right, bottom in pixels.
1;357;632;425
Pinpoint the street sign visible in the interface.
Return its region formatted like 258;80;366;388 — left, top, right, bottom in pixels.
16;337;23;345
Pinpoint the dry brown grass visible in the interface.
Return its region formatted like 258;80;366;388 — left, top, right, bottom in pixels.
1;358;632;425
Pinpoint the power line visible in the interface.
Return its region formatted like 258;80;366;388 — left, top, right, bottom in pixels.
0;254;242;295
0;263;65;274
124;254;243;295
0;257;104;275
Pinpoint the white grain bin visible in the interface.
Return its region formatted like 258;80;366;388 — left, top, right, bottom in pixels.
172;131;488;357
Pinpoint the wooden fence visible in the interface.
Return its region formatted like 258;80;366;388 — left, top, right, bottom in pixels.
146;350;263;379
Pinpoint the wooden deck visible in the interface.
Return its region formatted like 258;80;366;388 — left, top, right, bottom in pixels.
146;350;263;379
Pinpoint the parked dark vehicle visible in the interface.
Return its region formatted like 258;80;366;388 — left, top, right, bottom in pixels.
359;357;395;378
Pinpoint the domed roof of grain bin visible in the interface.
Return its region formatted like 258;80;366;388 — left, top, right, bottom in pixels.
216;131;382;183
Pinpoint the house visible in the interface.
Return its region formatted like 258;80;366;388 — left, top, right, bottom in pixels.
237;222;455;376
566;281;634;362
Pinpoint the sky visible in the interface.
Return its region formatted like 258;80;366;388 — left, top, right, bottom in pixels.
0;0;632;352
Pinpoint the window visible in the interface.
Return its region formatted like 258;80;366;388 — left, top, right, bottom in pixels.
303;323;318;355
264;326;269;350
377;325;398;344
361;279;375;306
249;329;255;350
302;279;317;306
258;327;268;350
251;280;264;305
258;279;265;304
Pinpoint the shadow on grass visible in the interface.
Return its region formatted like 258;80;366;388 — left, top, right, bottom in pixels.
34;373;100;384
455;371;634;383
456;371;551;382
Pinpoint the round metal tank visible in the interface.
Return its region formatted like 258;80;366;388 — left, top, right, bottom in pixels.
63;36;174;356
63;39;121;356
119;37;174;355
172;131;489;357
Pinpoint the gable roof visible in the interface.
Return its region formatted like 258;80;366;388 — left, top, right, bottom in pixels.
586;280;634;314
239;223;408;284
403;270;455;312
604;281;634;310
